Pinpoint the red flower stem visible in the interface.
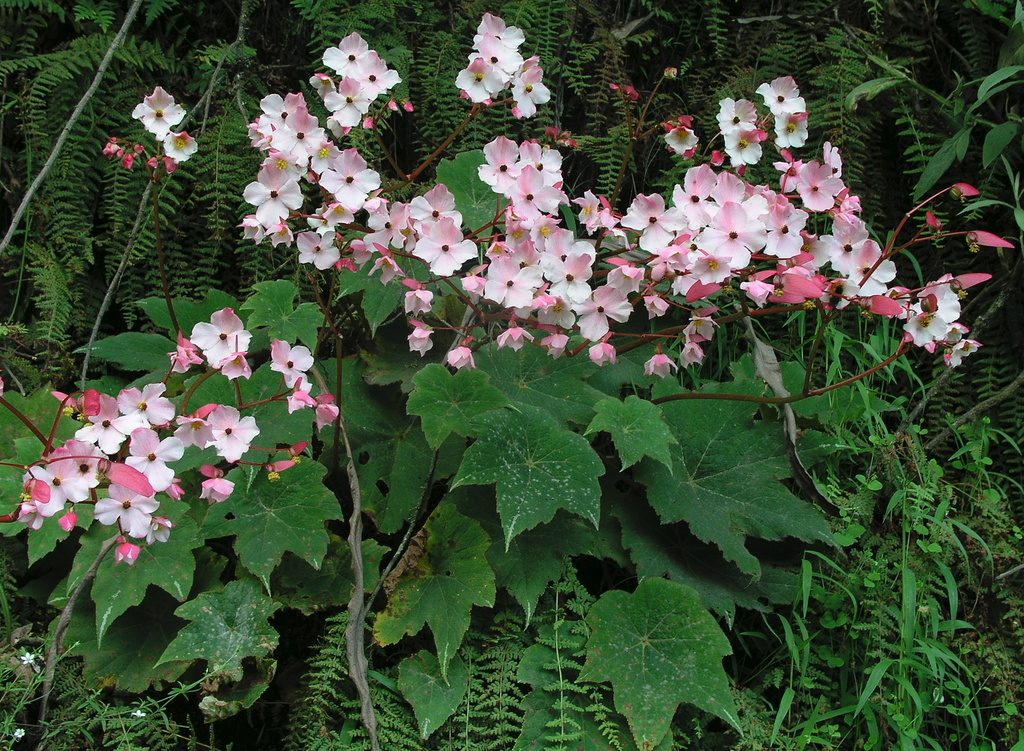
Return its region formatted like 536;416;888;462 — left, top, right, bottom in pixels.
0;396;49;446
179;368;218;415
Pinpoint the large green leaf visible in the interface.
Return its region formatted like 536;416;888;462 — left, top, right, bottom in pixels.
611;488;796;620
580;578;740;747
436;150;504;232
358;425;445;534
476;344;606;425
158;579;280;681
137;289;240;337
239;279;322;348
337;262;404;335
398;651;470;739
374;504;494;678
452;406;604;544
407;363;511;449
87;499;198;646
585;395;676;471
74;332;176;371
636;388;832;576
67;587;189;693
203;460;340;588
271;536;386;614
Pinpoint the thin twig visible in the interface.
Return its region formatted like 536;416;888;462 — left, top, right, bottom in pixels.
0;0;146;259
79;183;153;388
924;366;1024;454
35;535;119;750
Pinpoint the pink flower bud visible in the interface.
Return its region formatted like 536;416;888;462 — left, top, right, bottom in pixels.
115;540;141;565
59;512;78;532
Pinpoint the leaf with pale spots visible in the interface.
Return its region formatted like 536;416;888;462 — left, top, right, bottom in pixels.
477;344;606;425
452;406;604;544
202;460;339;589
373;504;494;679
158;579;280;682
586;395;676;471
407;363;511;449
399;651;470;739
580;578;740;748
85;499;198;646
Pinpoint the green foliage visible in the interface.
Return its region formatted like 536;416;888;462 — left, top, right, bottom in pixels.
2;1;1022;750
582;578;740;745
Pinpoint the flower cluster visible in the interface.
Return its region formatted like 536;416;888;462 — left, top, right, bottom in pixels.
8;308;337;559
102;87;197;171
455;13;550;118
237;24;1001;377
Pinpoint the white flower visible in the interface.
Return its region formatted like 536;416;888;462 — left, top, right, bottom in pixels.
132;86;185;140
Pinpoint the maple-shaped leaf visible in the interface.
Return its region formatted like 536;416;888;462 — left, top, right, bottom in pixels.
67;588;189;693
585;395;676;471
635;389;833;576
87;500;198;646
580;578;739;748
452;406;604;544
398;651;470;739
407;363;511;449
158;579;280;682
373;503;494;678
476;344;606;425
203;460;340;588
609;488;795;620
337;262;404;335
240;279;322;348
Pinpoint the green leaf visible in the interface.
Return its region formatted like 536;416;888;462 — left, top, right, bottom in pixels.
67;587;189;693
271;536;386;614
407;363;512;449
159;579;280;681
373;504;494;678
89;500;198;646
203;460;340;589
137;289;240;336
983;121;1020;167
845;77;902;110
337;263;404;335
452;406;604;544
611;489;795;620
74;332;175;371
435;150;504;232
239;280;322;348
398;651;470;739
914;128;971;201
580;578;740;747
974;65;1024;108
476;343;606;425
635;390;832;576
359;425;443;534
586;395;676;470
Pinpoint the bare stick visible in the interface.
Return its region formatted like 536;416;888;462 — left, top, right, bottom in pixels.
35;536;119;750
